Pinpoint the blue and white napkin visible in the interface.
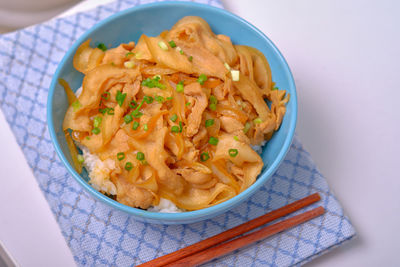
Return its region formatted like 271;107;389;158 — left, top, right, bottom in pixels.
0;0;355;266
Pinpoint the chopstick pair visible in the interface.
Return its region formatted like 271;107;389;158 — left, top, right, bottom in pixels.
138;193;324;267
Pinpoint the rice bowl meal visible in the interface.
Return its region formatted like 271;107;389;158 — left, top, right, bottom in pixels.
61;16;289;212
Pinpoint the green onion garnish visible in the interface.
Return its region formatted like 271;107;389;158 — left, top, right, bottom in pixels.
124;114;133;124
253;118;263;124
205;119;214;128
132;121;139;130
97;43;107;51
92;127;100;135
208;137;219;146
77;154;84;163
168;40;176;48
176;81;184;93
170;114;178;122
129;100;137;109
209;103;216;111
179;121;183;132
200;152;210;162
116;90;127;107
85;136;90;140
101;91;110;100
166;97;173;101
117;152;125;161
125;52;134;57
93;116;102;127
234;136;239;141
188;56;193;62
125;162;133;171
143;124;148;131
158;41;168;51
186;102;191;107
131;110;143;118
179;49;184;55
143;95;153;104
197;74;208;85
107;108;114;115
209;95;218;105
243;122;251;134
171;125;180;133
229;148;238;157
136;152;145;161
155;95;165;103
72;101;81;111
141;77;166;89
272;86;278;90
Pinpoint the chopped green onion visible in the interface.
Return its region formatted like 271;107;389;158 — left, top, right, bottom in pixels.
224;62;231;70
234;136;239;141
231;70;240;81
253;118;263;124
125;52;134;57
229;148;238;157
171;125;180;133
200;152;210;162
85;136;91;140
72;101;81;111
132;121;139;130
143;95;154;104
101;91;110;100
197;74;208;85
176;81;184;93
179;49;184;55
208;137;219;146
136;151;145;161
243;122;251;134
205;119;214;128
129;100;137;109
92;127;100;135
209;95;217;111
124;114;133;124
116;90;127;107
117;152;125;161
272;86;279;90
97;43;107;51
186;102;191;107
154;75;161;81
111;62;116;66
170;114;178;122
176;46;182;54
124;61;135;69
107;108;114;115
141;77;166;89
143;124;148;131
158;41;168;51
93;116;102;127
125;162;133;171
179;121;183;132
155;95;165;103
188;56;193;62
168;40;176;48
166;96;173;101
209;95;218;105
131;110;143;118
77;154;84;163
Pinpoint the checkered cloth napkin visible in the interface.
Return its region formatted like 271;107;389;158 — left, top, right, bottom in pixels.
0;0;355;266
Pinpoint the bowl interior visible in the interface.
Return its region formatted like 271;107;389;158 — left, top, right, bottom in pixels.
48;2;297;224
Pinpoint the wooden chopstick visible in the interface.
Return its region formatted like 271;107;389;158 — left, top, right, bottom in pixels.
165;206;325;267
138;193;321;267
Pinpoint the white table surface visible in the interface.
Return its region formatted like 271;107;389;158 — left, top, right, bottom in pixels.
0;0;399;266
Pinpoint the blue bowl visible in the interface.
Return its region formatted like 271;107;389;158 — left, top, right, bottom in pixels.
47;1;297;224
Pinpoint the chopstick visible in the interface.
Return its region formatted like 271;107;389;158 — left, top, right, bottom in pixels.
166;206;324;267
138;193;321;267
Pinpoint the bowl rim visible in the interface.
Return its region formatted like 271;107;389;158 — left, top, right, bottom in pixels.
47;1;297;222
